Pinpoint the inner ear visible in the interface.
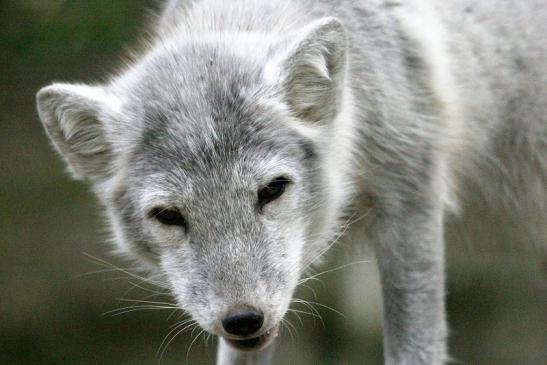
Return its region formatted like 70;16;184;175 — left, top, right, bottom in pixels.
36;83;120;181
265;17;347;122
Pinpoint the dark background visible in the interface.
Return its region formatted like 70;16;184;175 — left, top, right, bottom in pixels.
1;1;546;364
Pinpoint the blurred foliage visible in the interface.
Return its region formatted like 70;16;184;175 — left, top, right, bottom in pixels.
0;1;546;365
1;0;146;74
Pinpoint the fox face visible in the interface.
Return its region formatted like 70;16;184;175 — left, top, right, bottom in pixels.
37;17;349;350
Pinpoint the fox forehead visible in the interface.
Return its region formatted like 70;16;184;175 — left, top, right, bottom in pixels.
119;69;316;189
127;100;314;183
123;39;268;114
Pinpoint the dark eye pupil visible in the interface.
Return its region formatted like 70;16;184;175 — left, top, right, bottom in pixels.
258;177;289;207
150;208;186;228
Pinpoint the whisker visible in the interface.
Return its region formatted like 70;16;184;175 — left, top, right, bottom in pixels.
83;253;170;289
157;321;198;364
280;318;295;343
165;318;195;331
107;306;178;317
116;298;177;306
288;308;322;320
299;259;371;285
301;209;370;271
166;307;180;321
287;309;305;327
295;299;345;318
186;328;206;363
299;283;318;299
204;332;213;348
291;299;325;327
119;279;168;298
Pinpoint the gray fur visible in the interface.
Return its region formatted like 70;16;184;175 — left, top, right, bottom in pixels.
36;0;547;364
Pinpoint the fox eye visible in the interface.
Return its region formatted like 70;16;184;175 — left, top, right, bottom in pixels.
258;177;290;207
149;207;187;228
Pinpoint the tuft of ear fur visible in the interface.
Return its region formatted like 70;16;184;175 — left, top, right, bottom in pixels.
36;83;120;181
266;17;347;122
156;0;194;33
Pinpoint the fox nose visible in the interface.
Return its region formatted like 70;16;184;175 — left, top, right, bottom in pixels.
222;306;264;336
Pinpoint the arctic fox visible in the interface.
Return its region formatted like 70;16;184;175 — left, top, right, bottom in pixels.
36;0;547;364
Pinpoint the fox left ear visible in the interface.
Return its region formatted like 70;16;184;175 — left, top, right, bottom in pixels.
36;83;121;181
265;17;347;122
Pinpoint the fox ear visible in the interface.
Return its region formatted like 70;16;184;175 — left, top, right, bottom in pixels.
266;17;347;122
36;83;120;181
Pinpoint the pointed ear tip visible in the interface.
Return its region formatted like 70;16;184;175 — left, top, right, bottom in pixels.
36;82;104;116
36;82;76;99
319;17;346;34
36;83;70;108
36;85;55;102
310;17;346;48
323;17;344;27
36;84;66;124
36;83;87;126
36;85;57;122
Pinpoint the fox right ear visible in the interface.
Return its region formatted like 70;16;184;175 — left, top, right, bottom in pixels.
265;17;347;123
36;83;120;181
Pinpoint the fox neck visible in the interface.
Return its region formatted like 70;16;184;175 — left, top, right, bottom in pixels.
304;74;361;270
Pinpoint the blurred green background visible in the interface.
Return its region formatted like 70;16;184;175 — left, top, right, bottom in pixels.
0;1;546;364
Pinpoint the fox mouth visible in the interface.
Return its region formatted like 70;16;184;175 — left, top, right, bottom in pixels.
224;325;279;352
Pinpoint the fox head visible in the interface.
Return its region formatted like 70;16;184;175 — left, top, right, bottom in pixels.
37;15;354;350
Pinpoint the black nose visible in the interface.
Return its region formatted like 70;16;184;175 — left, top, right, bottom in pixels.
222;306;264;336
